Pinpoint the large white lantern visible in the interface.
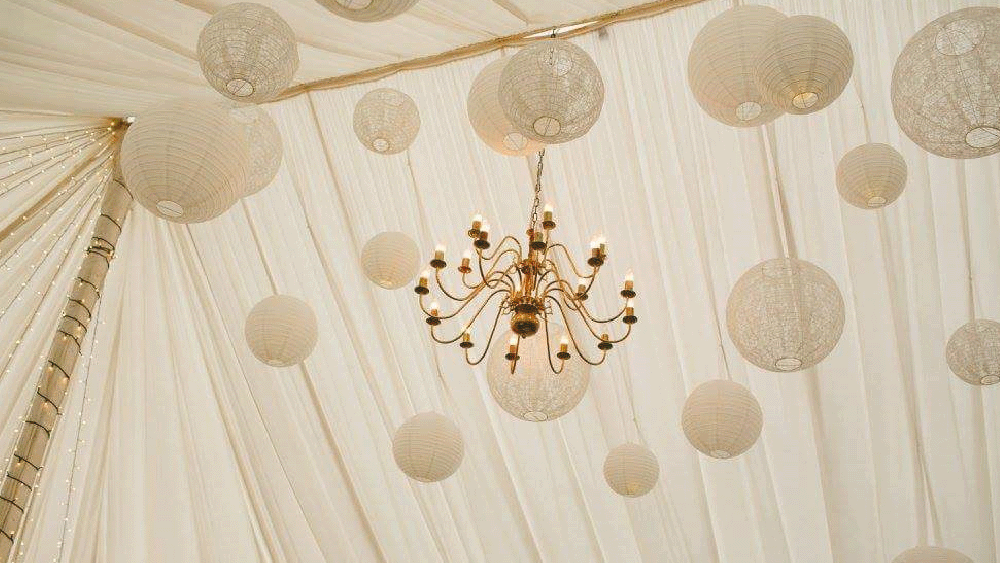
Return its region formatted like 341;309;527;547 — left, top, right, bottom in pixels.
755;15;854;114
360;232;420;289
245;295;318;367
225;103;283;196
120;98;248;223
682;379;762;459
353;89;420;154
392;412;464;482
836;143;907;209
946;318;1000;386
315;0;419;22
468;57;545;156
603;443;659;497
498;39;605;144
687;5;785;127
486;325;590;421
892;546;972;563
197;3;299;104
892;7;1000;159
727;258;845;372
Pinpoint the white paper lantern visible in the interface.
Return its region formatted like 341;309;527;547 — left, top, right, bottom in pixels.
353;89;420;154
727;258;845;372
245;295;318;367
892;7;1000;159
360;232;420;289
893;546;973;563
755;15;854;115
498;39;605;144
315;0;419;22
120;98;248;223
224;103;283;196
836;143;907;209
682;379;762;459
392;412;464;482
197;3;299;104
603;443;659;497
688;6;786;127
487;325;590;421
468;57;545;156
946;318;1000;386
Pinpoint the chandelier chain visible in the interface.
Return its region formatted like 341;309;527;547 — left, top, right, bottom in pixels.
529;149;545;231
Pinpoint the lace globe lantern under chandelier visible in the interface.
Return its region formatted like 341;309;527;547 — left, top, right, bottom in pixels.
468;57;545;156
687;5;785;127
682;380;762;459
945;318;1000;386
498;39;605;144
353;88;421;154
197;2;299;104
836;143;907;209
315;0;419;22
727;258;845;372
892;546;972;563
892;7;1000;159
360;231;421;290
603;443;659;497
245;295;319;367
392;412;464;482
224;103;283;196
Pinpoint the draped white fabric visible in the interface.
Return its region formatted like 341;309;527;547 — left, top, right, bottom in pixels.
1;0;999;562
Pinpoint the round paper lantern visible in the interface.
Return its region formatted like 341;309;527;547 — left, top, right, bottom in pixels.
468;57;545;156
892;546;973;563
755;15;854;115
224;103;283;196
487;325;590;421
498;39;605;144
360;231;420;289
120;98;248;223
315;0;419;22
353;89;420;154
245;295;318;367
392;412;464;482
688;5;786;127
603;443;659;497
946;318;1000;386
836;143;907;209
197;2;299;103
892;7;1000;159
682;379;762;459
727;258;845;372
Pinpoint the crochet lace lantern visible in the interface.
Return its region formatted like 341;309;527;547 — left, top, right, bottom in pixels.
892;7;1000;159
360;232;420;289
946;318;1000;385
468;57;545;156
120;98;248;223
353;89;420;154
727;258;845;372
487;325;590;421
197;3;299;104
245;295;318;367
315;0;419;22
603;443;659;497
836;143;907;209
682;379;762;459
392;412;464;482
892;546;973;563
688;5;786;127
755;15;854;115
498;39;605;144
225;103;283;196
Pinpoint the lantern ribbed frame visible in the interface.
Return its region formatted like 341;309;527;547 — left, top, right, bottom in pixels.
197;2;299;104
892;7;1000;159
836;143;907;209
392;412;464;482
603;443;659;497
468;57;545;156
892;546;973;563
360;231;421;289
727;258;845;372
225;103;283;196
353;88;420;154
245;295;318;367
315;0;419;22
120;98;248;224
755;15;854;115
498;39;605;144
946;318;1000;386
682;380;763;459
487;325;590;422
688;5;786;127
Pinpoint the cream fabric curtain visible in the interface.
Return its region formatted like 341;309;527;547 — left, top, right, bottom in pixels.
2;0;999;561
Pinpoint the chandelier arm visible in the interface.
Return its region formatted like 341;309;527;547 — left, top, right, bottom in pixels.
547;292;631;344
418;284;493;320
541;275;627;323
542;260;599;300
429;290;510;344
461;268;514;292
433;267;499;301
541;319;567;374
476;235;522;262
545;243;599;280
475;247;521;289
464;303;507;366
545;298;608;366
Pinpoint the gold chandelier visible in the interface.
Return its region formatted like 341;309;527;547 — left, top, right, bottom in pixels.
414;150;637;372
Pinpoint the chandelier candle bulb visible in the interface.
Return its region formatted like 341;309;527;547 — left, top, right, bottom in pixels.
506;335;519;361
460;330;473;348
542;204;555;229
415;271;429;294
459;250;472;273
475;223;491;249
530;230;545;250
576;278;588;300
431;244;446;269
469;214;483;236
622;270;635;298
557;336;571;360
623;300;637;324
426;301;441;325
598;333;613;350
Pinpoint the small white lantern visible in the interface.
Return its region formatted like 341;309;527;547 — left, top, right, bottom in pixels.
245;295;318;367
682;379;763;459
468;57;545;156
603;443;659;497
892;546;973;563
315;0;419;22
353;89;421;154
836;143;907;209
946;318;1000;386
360;232;421;289
392;412;464;482
225;103;284;196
